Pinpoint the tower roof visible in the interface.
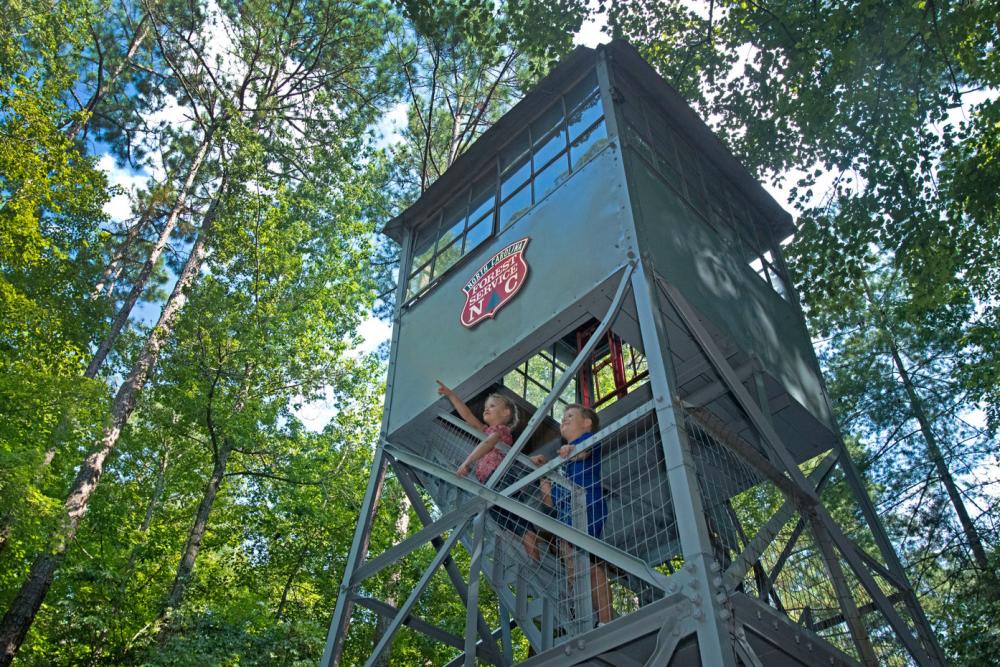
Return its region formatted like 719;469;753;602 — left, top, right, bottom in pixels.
383;40;794;245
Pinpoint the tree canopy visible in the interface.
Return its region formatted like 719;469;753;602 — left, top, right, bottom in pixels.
1;0;997;664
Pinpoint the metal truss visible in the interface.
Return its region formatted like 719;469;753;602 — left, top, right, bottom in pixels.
323;255;944;666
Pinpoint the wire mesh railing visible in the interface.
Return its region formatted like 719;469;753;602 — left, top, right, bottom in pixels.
371;397;927;664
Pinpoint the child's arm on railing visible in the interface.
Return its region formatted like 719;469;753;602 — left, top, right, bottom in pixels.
437;380;486;432
457;431;501;477
530;454;554;508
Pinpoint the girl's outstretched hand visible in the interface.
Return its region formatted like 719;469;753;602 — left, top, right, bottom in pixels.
436;380;453;397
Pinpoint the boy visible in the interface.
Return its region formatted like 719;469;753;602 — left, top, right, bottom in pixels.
535;404;613;625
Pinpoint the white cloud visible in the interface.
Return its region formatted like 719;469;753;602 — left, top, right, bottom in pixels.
573;2;610;48
375;101;409;150
98;154;148;221
356;316;393;355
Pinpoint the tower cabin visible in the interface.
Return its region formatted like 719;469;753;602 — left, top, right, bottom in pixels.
325;42;944;667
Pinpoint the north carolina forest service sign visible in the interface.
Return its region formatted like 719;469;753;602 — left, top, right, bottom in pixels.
460;237;530;328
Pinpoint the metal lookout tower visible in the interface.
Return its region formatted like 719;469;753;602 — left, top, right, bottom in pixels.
322;42;945;666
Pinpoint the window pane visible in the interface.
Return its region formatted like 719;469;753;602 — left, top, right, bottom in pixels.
683;160;708;216
534;128;567;171
504;370;526;396
411;216;439;269
500;156;530;199
649;114;676;156
498;184;531;230
468;173;496;226
406;262;433;300
527;354;551;386
568;92;602;141
439;206;466;250
500;130;529;174
560;382;577;407
434;235;463;277
627;122;653;162
531;100;563;144
463;215;491;253
570;119;607;169
655;147;680;182
525;380;547;407
564;70;598;114
534;151;569;200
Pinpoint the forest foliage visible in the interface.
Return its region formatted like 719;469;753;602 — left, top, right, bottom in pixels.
0;0;997;664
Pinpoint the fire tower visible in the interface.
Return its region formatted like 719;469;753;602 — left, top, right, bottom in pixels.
323;42;945;666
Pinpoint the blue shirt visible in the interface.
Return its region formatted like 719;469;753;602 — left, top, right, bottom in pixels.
552;432;606;538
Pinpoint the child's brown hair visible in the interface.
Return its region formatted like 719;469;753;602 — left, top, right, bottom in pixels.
565;403;599;432
488;393;519;429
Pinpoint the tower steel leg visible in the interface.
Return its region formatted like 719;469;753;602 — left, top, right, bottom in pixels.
321;446;389;667
464;512;486;666
630;261;738;667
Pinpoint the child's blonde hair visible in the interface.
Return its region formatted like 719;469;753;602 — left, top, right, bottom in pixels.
488;393;519;429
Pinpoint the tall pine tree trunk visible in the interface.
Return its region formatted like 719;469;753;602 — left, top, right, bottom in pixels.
92;195;159;300
0;175;226;667
65;15;150;140
163;441;232;614
161;367;253;629
863;279;990;571
86;127;215;378
886;343;990;570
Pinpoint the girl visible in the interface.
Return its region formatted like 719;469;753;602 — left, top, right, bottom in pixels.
437;380;540;561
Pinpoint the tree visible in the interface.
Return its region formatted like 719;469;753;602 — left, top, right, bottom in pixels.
0;0;401;660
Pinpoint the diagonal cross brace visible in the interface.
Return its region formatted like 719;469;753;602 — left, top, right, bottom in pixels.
391;460;506;666
722;451;838;591
365;521;470;667
657;276;938;666
351;503;481;585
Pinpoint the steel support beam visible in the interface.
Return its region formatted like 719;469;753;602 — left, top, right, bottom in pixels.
464;512;486;666
809;515;880;666
365;521;470;667
354;597;467;654
520;592;691;667
321;447;389;667
351;504;480;585
391;460;505;666
722;451;837;591
631;261;738;667
731;593;860;667
657;277;938;666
